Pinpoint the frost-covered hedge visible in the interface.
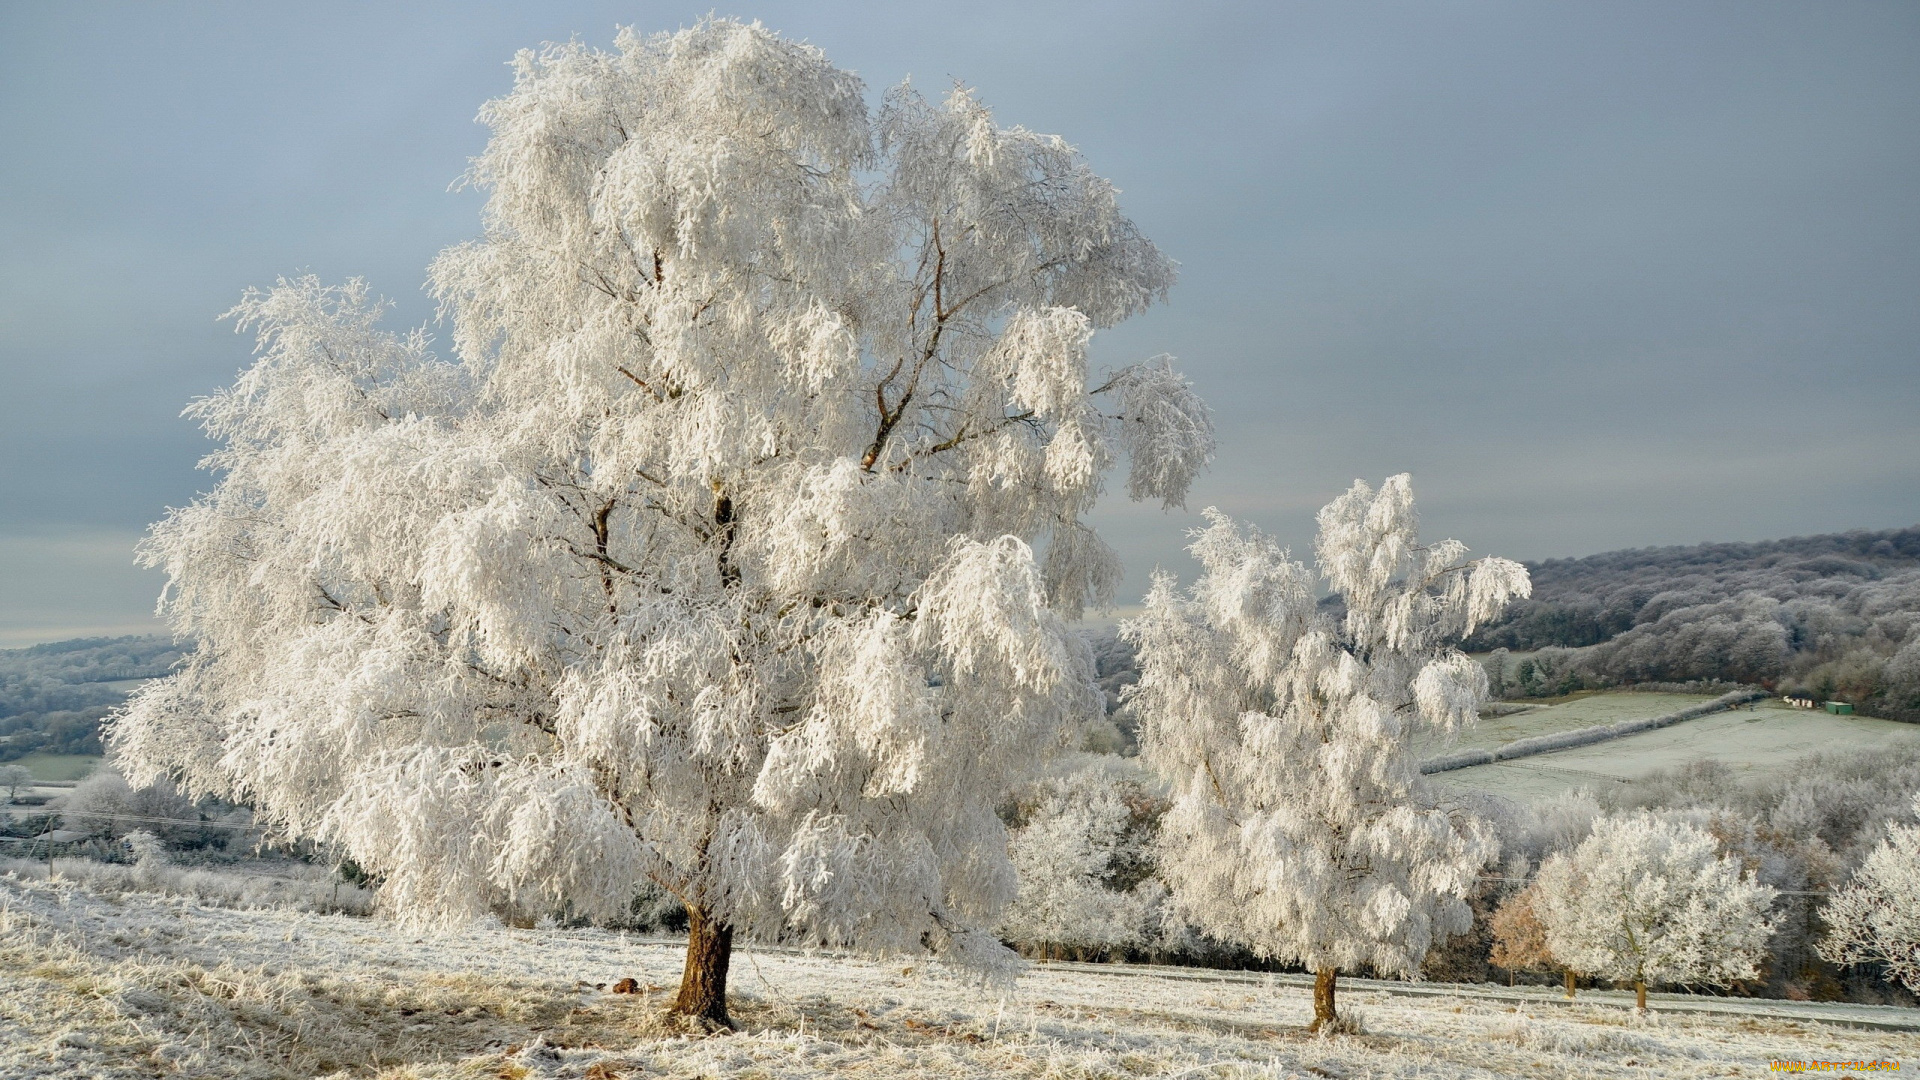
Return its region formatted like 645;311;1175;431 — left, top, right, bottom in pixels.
1420;690;1765;775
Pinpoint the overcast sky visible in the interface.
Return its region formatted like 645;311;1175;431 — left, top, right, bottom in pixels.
3;1;1917;645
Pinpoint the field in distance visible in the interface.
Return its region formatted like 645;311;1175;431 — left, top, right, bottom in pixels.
11;752;100;783
1434;692;1920;802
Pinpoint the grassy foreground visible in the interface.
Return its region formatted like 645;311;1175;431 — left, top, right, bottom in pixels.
4;872;1915;1079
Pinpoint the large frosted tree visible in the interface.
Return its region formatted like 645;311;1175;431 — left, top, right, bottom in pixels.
1124;476;1528;1031
109;19;1212;1026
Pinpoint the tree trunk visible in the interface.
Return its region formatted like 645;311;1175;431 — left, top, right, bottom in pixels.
1309;967;1338;1033
672;906;734;1028
1564;969;1576;1000
1635;980;1647;1011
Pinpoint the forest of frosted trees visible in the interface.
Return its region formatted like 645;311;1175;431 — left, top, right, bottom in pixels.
1463;526;1920;717
0;637;187;761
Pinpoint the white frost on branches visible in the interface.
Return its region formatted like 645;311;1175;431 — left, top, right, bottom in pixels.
999;758;1169;955
109;18;1212;976
1819;793;1920;992
1533;813;1778;992
1123;475;1529;976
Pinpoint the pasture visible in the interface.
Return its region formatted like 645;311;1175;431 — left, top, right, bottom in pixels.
1435;693;1920;802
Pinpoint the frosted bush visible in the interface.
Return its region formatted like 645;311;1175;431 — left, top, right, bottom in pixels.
123;829;167;864
999;756;1166;957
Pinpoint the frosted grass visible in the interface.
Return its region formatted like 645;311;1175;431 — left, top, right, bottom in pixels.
5;870;1913;1079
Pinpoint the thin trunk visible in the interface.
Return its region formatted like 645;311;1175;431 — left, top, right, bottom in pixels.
1309;967;1338;1033
1564;969;1576;1000
1635;980;1647;1011
672;906;734;1027
711;485;739;587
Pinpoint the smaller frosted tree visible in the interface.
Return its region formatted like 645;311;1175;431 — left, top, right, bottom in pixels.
1000;759;1164;959
0;765;32;801
1489;886;1549;971
122;829;168;865
1124;475;1530;1031
1482;648;1512;699
1533;812;1777;1010
1819;793;1920;992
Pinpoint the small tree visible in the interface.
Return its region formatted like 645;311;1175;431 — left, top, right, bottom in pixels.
123;829;168;864
1533;812;1778;1010
1489;884;1570;994
109;19;1212;1027
1483;648;1512;699
1125;475;1529;1031
1818;793;1920;992
0;764;33;802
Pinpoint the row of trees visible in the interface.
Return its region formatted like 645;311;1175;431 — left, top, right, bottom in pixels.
1000;748;1920;1010
1466;527;1920;653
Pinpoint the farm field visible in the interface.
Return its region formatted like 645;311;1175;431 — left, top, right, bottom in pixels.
3;871;1915;1079
9;752;101;782
1434;691;1722;753
1435;695;1920;802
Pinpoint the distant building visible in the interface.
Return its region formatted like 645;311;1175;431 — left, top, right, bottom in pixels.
1783;692;1818;709
1824;701;1855;715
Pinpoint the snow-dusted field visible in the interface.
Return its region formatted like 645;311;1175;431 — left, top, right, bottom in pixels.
4;874;1915;1079
1435;694;1920;801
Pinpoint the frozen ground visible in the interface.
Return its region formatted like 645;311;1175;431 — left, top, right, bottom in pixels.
4;872;1916;1079
1432;694;1920;802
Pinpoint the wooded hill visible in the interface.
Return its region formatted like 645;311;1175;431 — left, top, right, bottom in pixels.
0;636;184;760
1461;526;1920;716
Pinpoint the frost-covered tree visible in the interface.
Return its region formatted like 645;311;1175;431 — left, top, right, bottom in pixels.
1819;793;1920;992
999;757;1166;958
0;764;33;801
1533;812;1777;1010
1124;476;1529;1031
1490;883;1584;997
108;19;1211;1027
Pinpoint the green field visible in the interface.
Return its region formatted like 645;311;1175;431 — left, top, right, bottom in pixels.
10;753;102;782
1433;694;1920;802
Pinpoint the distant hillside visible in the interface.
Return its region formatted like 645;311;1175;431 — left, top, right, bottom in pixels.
0;635;186;761
1460;526;1920;717
1465;526;1920;651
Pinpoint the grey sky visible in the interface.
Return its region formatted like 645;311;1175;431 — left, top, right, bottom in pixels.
3;1;1916;645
